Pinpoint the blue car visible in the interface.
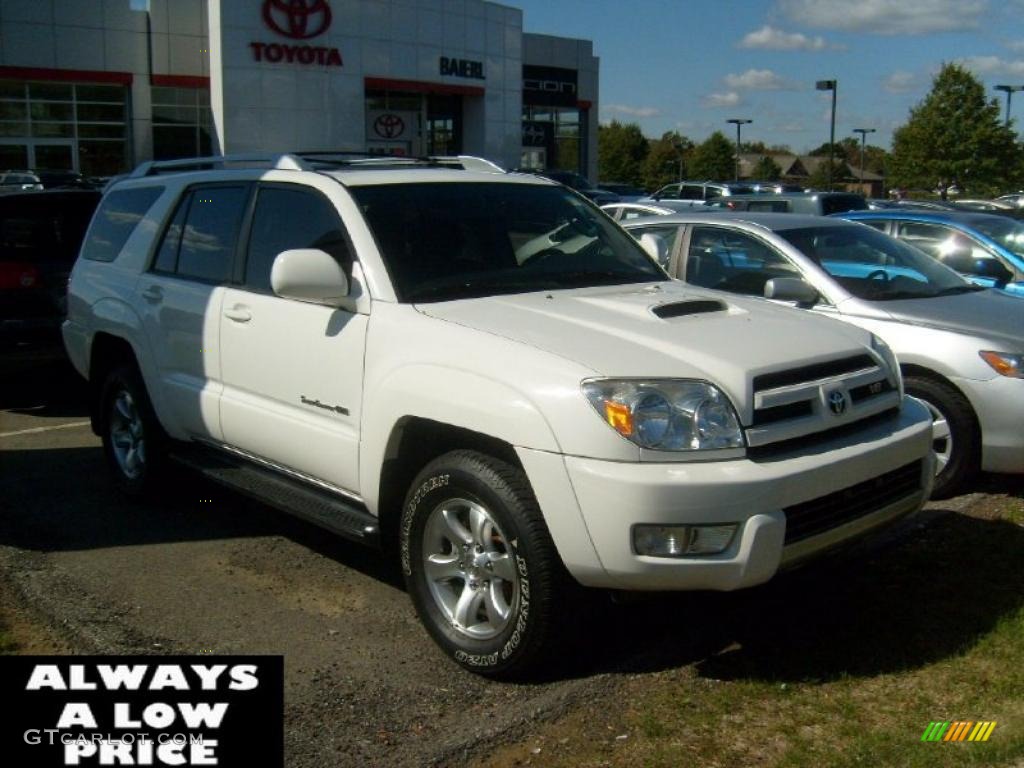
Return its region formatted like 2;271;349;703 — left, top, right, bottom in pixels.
837;210;1024;297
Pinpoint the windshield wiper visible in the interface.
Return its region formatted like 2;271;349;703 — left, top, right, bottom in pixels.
933;285;987;296
551;269;657;288
406;277;560;303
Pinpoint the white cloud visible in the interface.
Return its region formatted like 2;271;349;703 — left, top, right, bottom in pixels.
958;55;1024;77
738;25;836;51
724;68;796;90
883;71;919;93
1006;39;1024;52
779;0;987;35
702;91;742;108
602;104;662;118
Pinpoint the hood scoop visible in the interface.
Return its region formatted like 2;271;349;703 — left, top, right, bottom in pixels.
652;299;727;319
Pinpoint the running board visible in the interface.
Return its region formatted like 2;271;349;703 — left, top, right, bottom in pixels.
169;445;380;547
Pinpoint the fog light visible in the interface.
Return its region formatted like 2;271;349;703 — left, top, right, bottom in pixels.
632;524;738;557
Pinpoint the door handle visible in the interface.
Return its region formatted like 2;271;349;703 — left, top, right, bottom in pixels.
141;285;163;302
223;306;252;323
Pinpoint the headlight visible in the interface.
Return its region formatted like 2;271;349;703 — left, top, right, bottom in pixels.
582;379;744;451
871;334;904;398
979;350;1024;378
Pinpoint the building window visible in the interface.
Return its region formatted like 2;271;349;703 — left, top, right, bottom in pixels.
0;81;128;176
152;87;213;160
521;105;585;175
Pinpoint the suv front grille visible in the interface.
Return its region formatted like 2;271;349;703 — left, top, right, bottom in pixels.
745;353;900;450
783;460;923;544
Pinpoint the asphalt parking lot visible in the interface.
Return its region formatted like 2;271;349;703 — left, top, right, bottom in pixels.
2;362;1021;767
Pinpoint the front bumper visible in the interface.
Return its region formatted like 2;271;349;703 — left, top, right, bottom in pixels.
519;398;934;591
953;374;1024;474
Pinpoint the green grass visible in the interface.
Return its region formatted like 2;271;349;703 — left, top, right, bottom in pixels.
479;494;1024;768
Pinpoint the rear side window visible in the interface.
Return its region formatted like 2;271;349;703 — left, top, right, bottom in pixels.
175;185;249;282
821;194;867;215
81;186;163;262
244;186;351;292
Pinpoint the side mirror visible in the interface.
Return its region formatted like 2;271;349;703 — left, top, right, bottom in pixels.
270;248;349;307
765;276;819;306
639;232;668;265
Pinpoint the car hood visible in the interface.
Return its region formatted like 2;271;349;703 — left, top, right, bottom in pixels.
873;289;1024;347
418;282;874;413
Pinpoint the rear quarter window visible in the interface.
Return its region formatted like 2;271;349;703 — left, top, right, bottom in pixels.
81;186;164;262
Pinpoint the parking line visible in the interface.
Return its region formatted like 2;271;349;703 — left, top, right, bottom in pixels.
0;421;91;439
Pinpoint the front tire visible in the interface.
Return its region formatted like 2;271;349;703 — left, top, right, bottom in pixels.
400;450;565;679
99;364;166;496
905;374;979;499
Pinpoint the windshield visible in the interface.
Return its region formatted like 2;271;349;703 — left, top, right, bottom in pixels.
969;217;1024;260
777;224;975;300
351;182;666;302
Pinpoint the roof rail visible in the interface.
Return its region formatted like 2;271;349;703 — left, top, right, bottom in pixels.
429;155;506;173
129;153;309;178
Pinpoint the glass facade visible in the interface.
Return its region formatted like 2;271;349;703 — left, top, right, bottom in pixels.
152;86;213;160
0;81;128;176
521;104;585;175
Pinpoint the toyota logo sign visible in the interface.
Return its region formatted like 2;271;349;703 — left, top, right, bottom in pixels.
373;114;406;139
827;390;847;416
262;0;332;40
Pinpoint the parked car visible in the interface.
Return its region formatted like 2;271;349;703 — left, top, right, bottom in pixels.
64;153;933;677
34;169;98;190
0;170;44;194
639;181;758;207
516;168;619;204
949;199;1015;213
622;211;1024;497
995;193;1024;209
750;181;806;194
597;182;645;201
1;188;101;366
601;201;715;222
838;210;1024;297
710;192;868;216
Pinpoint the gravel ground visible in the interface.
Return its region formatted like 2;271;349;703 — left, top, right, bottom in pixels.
1;365;1016;766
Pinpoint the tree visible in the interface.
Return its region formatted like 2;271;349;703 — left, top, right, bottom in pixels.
642;131;691;191
597;121;648;185
890;63;1023;197
751;155;782;180
689;131;736;181
806;159;848;190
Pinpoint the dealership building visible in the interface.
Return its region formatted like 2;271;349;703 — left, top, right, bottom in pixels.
0;0;599;178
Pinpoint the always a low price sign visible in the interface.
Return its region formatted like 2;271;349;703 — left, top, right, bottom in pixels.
2;656;283;767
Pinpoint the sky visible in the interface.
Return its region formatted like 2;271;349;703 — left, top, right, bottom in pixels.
514;0;1024;153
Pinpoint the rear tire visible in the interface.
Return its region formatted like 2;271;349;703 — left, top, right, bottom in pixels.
905;374;979;499
400;450;567;679
99;364;166;497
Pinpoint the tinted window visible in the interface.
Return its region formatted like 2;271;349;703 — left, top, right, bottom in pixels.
745;200;788;213
81;186;164;262
655;184;680;200
245;186;350;292
820;194;867;215
681;185;703;200
685;226;798;295
152;193;189;273
351;182;665;302
176;186;248;282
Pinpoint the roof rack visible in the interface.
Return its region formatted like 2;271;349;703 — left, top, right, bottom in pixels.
129;153;309;177
128;152;506;178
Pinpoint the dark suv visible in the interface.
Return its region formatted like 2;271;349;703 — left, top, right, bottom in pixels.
712;191;867;215
1;189;101;366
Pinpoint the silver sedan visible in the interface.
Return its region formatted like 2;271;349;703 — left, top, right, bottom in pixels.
623;211;1024;498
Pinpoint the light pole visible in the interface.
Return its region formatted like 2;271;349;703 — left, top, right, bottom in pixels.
726;118;752;181
995;85;1024;127
852;127;875;195
816;79;837;191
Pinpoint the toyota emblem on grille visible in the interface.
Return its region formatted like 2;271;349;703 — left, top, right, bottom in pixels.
828;390;847;416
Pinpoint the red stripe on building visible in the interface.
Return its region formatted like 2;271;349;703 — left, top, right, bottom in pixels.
577;99;592;109
151;74;210;88
0;66;133;85
365;76;485;97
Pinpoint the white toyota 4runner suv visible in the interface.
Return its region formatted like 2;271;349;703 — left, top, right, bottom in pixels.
64;154;934;677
